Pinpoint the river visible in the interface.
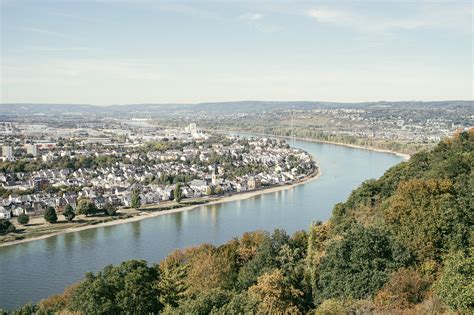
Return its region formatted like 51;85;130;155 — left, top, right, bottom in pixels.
0;138;403;310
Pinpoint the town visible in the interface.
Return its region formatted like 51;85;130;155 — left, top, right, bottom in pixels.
0;123;316;223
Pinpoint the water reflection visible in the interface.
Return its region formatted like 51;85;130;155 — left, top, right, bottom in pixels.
173;212;183;232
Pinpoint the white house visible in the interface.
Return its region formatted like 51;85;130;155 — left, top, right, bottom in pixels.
0;206;11;219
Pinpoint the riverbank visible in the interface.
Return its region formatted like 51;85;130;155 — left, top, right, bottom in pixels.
221;130;411;160
0;168;320;248
296;138;411;160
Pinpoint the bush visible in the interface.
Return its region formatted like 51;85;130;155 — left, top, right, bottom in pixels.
17;213;30;225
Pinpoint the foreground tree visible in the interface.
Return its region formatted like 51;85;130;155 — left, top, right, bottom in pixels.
17;213;30;225
434;249;474;312
69;260;162;314
157;253;189;307
248;269;303;314
44;206;58;224
63;204;75;222
314;224;412;303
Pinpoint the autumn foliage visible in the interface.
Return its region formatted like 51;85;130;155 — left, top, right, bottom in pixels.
8;131;472;314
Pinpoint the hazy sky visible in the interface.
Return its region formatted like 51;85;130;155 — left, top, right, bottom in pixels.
1;0;473;104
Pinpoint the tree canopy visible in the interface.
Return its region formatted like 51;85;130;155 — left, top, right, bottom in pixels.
12;130;474;314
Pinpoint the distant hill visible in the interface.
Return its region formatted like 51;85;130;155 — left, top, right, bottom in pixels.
0;100;471;116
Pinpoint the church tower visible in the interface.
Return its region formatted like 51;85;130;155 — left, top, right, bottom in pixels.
211;164;217;185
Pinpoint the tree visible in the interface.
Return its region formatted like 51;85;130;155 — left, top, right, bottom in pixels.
434;249;474;312
185;245;233;296
314;224;412;303
374;267;429;310
0;219;15;235
76;199;97;216
103;203;117;216
37;284;78;313
383;179;463;262
63;204;75;222
174;183;182;203
44;206;58;224
248;269;303;314
17;213;30;225
165;289;231;314
131;189;141;209
69;260;162;314
214;185;223;195
157;253;189;307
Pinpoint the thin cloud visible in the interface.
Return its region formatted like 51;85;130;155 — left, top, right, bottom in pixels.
239;12;263;21
23;46;90;52
17;27;70;38
306;4;473;33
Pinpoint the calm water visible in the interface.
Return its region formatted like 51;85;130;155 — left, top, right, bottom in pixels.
0;139;403;310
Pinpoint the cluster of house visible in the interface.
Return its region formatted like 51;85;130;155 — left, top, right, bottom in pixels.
0;137;315;220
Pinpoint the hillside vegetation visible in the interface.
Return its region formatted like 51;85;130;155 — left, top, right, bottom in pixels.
4;130;473;314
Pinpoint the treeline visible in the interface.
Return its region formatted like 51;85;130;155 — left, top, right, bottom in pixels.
261;127;427;155
3;130;473;314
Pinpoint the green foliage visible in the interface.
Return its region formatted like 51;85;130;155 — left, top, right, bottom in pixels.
383;178;468;261
103;203;117;216
8;303;38;315
17;213;29;225
131;189;141;209
76;198;97;216
174;183;182;203
15;131;473;313
315;299;347;315
315;224;411;303
69;260;162;314
434;249;474;312
157;252;189;307
63;204;75;221
164;289;232;314
0;219;15;235
218;292;259;314
43;206;58;224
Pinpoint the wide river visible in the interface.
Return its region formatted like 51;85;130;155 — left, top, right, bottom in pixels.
0;138;403;310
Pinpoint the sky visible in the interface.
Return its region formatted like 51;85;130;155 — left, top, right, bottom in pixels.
1;0;473;105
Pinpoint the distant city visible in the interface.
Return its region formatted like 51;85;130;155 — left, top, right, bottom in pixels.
0;121;315;222
1;101;471;157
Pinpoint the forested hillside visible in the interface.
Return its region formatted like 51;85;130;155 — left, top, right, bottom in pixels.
5;130;473;314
